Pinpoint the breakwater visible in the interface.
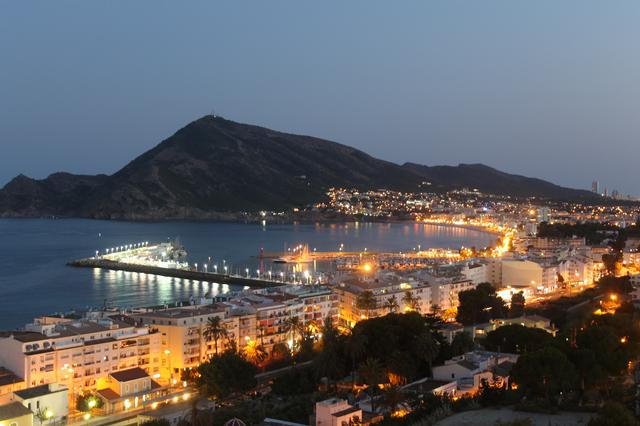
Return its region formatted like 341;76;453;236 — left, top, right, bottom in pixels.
67;258;284;288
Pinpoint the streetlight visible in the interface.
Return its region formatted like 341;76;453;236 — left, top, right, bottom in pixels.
245;268;249;278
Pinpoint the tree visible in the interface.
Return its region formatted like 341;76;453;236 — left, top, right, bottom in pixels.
243;340;267;365
450;332;474;356
314;316;345;387
359;358;386;413
283;316;305;351
413;331;440;375
346;328;368;388
380;385;406;415
589;402;639;426
197;351;258;399
402;291;420;312
76;394;103;412
510;347;578;400
484;325;554;354
34;407;52;425
384;295;399;313
456;283;507;325
203;316;227;355
352;312;436;381
510;291;525;318
356;291;377;317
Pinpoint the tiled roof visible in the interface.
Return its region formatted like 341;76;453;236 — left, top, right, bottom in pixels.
110;367;149;382
0;401;32;421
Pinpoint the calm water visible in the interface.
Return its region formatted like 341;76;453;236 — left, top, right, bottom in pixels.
0;219;497;329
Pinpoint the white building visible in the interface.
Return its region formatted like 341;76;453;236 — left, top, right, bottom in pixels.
501;260;557;293
11;383;68;424
315;398;362;426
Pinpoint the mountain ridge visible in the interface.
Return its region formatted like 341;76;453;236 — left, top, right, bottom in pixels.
0;115;602;219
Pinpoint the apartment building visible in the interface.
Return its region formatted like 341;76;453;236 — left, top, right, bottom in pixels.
0;314;162;410
334;273;432;328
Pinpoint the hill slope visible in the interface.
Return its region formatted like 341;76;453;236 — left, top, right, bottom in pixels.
0;115;598;219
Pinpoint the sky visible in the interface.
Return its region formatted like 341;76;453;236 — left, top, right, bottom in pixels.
1;1;640;195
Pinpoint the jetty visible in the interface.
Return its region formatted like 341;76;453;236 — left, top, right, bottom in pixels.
67;258;285;288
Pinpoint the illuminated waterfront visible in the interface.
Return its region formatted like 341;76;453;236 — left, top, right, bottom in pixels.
0;219;496;328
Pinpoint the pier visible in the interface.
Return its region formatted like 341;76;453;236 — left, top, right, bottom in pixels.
67;258;285;288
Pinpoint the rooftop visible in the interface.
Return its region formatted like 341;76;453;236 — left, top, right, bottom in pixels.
0;401;32;421
14;383;67;400
110;367;149;382
0;367;23;386
134;304;226;320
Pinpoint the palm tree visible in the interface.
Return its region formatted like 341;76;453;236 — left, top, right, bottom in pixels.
402;291;420;312
257;323;265;345
243;340;267;365
380;385;406;415
203;316;227;355
283;316;305;352
415;331;440;376
356;290;377;318
384;295;399;313
347;330;368;389
358;357;386;413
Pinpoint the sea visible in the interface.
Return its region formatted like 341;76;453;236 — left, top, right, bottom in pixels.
0;219;497;329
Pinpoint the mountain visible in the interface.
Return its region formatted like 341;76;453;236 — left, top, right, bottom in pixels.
0;115;600;219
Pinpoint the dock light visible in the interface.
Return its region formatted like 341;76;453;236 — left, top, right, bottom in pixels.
245;268;249;277
256;269;260;276
183;393;190;401
362;263;372;272
151;402;158;410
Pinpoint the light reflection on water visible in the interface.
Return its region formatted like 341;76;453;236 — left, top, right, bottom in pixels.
0;219;496;328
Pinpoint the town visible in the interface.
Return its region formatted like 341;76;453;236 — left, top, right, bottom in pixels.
2;188;640;426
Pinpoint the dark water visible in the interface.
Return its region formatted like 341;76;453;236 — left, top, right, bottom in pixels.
0;219;497;329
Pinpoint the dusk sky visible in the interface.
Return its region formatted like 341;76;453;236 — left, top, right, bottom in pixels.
2;1;639;194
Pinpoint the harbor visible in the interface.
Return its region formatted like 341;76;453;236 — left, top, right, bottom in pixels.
67;241;288;288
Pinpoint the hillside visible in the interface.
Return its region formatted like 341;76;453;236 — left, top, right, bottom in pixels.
0;115;599;219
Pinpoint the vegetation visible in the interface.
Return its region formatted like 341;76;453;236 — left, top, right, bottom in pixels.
203;316;228;355
483;324;554;354
76;393;103;412
456;282;507;325
588;402;639;426
197;349;258;399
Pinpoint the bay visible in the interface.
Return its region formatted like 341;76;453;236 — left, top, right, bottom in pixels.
0;219;497;329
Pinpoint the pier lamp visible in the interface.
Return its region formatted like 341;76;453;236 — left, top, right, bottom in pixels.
195;263;198;271
204;264;207;272
256;269;260;277
245;268;249;277
214;265;218;273
224;266;228;273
